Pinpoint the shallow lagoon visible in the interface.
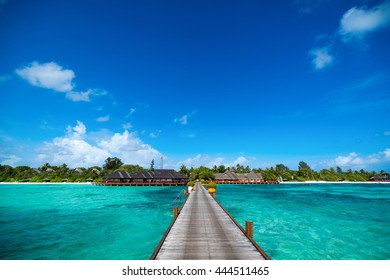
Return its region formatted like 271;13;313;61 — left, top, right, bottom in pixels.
0;184;186;260
217;183;390;259
1;183;389;259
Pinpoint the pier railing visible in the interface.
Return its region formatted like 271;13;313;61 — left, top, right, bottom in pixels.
151;182;271;260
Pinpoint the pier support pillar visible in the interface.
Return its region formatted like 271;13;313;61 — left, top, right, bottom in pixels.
246;221;253;238
173;206;178;218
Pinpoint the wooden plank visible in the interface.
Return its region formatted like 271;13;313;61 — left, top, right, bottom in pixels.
154;182;269;260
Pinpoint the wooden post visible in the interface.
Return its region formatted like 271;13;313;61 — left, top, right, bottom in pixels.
245;221;253;238
173;206;178;218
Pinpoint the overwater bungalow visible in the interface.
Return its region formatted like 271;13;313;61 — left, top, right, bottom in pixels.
97;169;188;186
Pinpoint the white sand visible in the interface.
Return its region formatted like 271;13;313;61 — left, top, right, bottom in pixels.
280;181;390;184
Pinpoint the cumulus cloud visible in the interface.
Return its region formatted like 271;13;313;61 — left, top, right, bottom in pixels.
333;152;364;167
16;61;106;102
339;1;390;41
327;149;390;169
384;148;390;159
16;62;75;92
309;47;333;69
174;110;197;125
96;115;110;122
36;121;162;167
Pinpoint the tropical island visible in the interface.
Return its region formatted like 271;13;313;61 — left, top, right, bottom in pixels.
0;157;388;183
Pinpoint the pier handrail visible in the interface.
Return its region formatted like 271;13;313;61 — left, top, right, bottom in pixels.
170;188;186;206
151;182;270;260
150;191;190;260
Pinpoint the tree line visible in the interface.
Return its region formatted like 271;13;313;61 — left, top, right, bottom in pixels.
0;157;143;183
179;161;388;182
0;157;388;182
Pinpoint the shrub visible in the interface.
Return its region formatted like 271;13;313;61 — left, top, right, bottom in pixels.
187;181;195;187
208;182;217;189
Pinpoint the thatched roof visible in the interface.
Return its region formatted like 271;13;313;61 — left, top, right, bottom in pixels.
104;169;187;180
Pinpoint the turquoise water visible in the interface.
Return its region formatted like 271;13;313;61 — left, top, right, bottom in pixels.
217;183;390;260
0;184;186;260
1;183;389;259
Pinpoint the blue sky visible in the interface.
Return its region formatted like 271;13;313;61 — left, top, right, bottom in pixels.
0;0;389;171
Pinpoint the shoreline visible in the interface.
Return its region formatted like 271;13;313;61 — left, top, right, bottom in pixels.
1;181;390;185
280;181;390;184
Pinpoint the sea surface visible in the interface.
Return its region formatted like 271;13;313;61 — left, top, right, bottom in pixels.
0;184;186;260
0;183;389;260
217;183;390;260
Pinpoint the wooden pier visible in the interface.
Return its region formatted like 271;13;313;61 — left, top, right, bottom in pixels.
151;182;270;260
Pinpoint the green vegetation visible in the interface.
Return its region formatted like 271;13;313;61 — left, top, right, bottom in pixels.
187;181;195;187
103;157;123;171
0;163;103;182
0;159;388;183
179;163;388;182
208;182;217;189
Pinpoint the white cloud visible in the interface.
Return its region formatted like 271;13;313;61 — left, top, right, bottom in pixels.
66;121;86;139
1;155;22;166
175;115;188;125
309;1;390;69
327;149;390;169
126;108;136;117
384;131;390;136
179;154;225;168
36;121;162;167
178;154;252;168
16;61;75;92
333;152;364;167
339;1;390;41
122;122;133;130
233;156;248;165
383;148;390;159
96;115;110;122
149;130;162;138
98;130;161;165
309;47;333;70
66;88;107;102
174;110;197;125
38;122;109;167
16;61;107;102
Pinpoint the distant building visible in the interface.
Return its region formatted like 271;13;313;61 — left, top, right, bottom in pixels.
74;168;84;174
214;170;264;183
102;169;188;185
369;176;390;182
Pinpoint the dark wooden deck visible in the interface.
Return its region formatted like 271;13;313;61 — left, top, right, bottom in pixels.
151;182;270;260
